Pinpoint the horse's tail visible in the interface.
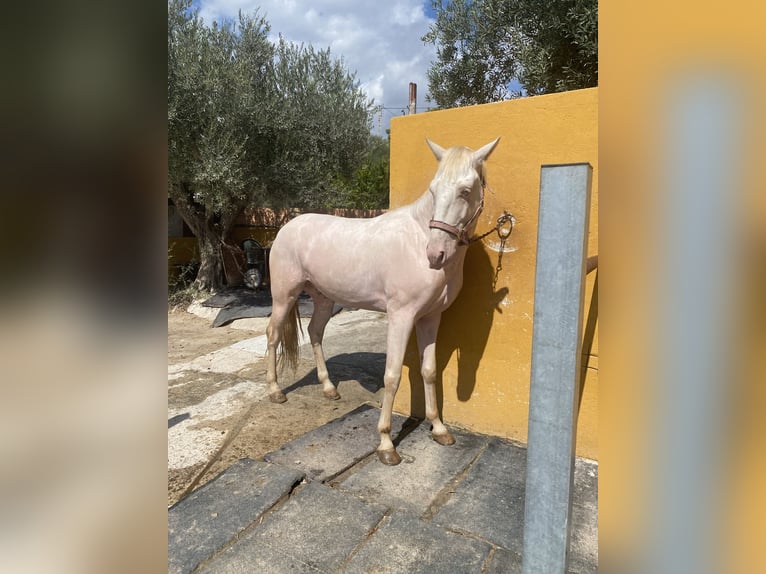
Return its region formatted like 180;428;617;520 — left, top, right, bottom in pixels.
277;301;303;371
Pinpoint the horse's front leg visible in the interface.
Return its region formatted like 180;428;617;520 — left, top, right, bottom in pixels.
377;312;414;466
416;312;455;446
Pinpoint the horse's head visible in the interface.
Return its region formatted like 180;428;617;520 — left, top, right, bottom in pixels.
425;137;500;269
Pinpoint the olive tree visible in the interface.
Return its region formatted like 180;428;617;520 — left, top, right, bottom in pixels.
422;0;598;108
260;37;371;209
168;0;372;291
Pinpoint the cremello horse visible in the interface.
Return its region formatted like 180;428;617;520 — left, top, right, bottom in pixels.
265;138;500;465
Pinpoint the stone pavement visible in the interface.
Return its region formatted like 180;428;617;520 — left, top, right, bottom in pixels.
168;404;598;574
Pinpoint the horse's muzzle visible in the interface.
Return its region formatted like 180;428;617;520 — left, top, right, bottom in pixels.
427;228;456;270
427;250;445;269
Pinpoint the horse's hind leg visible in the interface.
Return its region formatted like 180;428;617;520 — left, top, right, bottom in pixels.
305;285;340;400
266;282;303;403
416;313;455;446
266;298;293;403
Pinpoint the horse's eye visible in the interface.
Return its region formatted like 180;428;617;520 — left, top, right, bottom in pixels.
459;187;471;198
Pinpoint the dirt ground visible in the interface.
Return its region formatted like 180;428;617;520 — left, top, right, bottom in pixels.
167;307;387;507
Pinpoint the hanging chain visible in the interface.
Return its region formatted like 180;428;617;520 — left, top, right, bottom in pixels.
468;210;515;289
492;234;508;289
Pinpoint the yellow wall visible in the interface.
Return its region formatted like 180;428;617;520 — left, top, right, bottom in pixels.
167;237;199;282
390;88;598;459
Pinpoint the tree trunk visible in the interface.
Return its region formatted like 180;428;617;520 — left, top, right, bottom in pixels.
169;181;242;293
193;224;224;292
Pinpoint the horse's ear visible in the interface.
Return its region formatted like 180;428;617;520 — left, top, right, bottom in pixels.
426;138;446;161
473;137;501;165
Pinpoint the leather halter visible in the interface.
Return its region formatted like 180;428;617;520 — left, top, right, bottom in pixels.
428;180;485;246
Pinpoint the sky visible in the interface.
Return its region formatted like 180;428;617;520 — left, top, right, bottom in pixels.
194;0;439;136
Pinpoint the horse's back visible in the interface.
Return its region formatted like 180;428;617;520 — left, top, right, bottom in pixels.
273;211;411;256
279;212;380;236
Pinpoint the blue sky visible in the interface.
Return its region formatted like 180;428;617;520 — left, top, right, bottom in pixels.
192;1;441;135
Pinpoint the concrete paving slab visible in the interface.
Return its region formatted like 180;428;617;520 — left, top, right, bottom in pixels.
264;404;413;482
201;482;387;573
573;457;598;508
341;510;492;573
567;500;598;574
315;310;388;358
433;438;598;573
199;545;321;573
568;458;599;573
168;458;304;574
168;343;267;375
486;548;523;574
167;381;268;470
338;422;489;515
434;438;527;553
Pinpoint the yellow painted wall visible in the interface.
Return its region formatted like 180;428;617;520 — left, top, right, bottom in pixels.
167;237;199;282
390;88;598;459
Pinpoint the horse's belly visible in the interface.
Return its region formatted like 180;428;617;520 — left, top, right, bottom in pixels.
303;257;389;311
307;275;388;312
311;274;454;317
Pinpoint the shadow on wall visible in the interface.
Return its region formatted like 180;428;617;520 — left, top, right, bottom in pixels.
404;243;510;420
579;271;598;415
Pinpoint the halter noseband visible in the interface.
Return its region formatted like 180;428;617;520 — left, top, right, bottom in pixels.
428;181;485;246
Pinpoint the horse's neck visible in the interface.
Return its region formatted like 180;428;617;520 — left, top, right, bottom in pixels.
409;190;434;230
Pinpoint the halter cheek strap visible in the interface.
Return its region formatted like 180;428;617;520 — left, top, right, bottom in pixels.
428;183;486;246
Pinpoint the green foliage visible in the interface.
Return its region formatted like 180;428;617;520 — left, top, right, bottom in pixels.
263;38;372;209
346;135;390;210
313;134;391;211
168;0;270;228
422;0;598;108
167;0;374;289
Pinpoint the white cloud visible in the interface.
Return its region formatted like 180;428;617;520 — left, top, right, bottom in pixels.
392;1;427;26
195;0;437;134
360;74;385;107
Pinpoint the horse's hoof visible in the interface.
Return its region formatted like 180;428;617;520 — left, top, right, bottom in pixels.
377;448;402;466
269;391;287;404
432;431;456;446
323;387;341;401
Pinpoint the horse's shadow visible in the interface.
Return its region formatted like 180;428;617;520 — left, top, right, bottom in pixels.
404;244;510;419
281;352;386;396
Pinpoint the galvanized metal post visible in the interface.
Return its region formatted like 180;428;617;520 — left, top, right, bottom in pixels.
522;163;592;574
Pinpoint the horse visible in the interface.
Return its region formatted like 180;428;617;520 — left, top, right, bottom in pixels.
265;137;500;465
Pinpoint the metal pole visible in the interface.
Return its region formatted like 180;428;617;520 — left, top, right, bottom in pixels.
522;163;592;574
